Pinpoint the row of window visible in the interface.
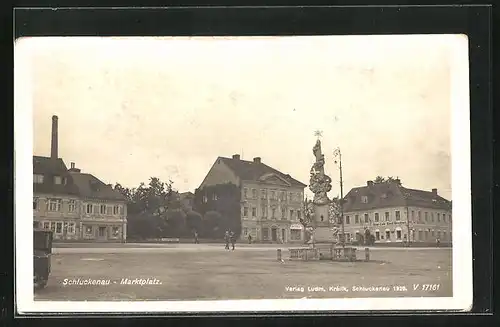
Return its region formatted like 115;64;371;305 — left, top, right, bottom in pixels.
242;227;302;241
200;189;303;204
85;203;122;216
243;188;302;203
33;174;66;185
343;210;452;225
33;197;123;216
242;205;301;220
33;198;77;212
39;221;123;238
415;229;451;241
82;225;121;237
344;229;450;242
411;210;451;224
40;221;76;234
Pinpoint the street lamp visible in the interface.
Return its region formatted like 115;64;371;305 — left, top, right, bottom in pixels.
402;191;412;247
333;147;345;250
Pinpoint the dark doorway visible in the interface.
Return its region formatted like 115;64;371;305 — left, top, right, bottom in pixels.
271;228;277;242
98;226;107;240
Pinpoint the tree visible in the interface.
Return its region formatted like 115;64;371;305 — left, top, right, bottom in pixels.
114;177;180;239
328;196;342;225
165;209;186;237
194;183;242;239
300;197;314;228
386;176;397;183
373;176;401;185
300;197;315;243
185;210;203;234
364;228;375;246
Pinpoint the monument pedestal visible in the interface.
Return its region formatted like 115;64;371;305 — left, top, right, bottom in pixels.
312;204;336;243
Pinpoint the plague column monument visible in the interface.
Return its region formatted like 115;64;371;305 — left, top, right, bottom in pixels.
287;131;358;261
309;132;336;243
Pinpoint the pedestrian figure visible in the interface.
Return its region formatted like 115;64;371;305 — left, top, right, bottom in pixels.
230;231;236;250
436;238;441;247
224;231;230;250
248;234;252;244
194;231;199;244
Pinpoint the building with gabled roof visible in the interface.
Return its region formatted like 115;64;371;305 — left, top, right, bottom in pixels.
33;115;127;242
196;154;307;243
69;171;126;201
33;156;80;196
342;178;452;245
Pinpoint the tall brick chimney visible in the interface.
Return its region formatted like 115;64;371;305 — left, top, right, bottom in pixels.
253;157;261;164
51;115;58;159
432;188;438;195
232;154;240;160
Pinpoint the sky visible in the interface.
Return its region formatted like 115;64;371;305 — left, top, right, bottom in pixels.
20;35;459;200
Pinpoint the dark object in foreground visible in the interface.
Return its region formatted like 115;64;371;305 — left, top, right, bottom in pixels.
34;228;53;290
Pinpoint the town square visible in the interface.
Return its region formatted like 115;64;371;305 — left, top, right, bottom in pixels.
36;243;451;301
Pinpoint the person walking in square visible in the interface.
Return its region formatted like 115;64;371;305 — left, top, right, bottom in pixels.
194;230;199;244
224;230;230;250
230;231;236;250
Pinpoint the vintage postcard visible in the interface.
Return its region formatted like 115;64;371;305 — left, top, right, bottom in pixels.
15;35;472;313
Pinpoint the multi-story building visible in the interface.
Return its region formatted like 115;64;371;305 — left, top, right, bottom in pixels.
342;179;452;245
69;163;127;241
33;156;81;240
197;154;307;243
33;115;127;242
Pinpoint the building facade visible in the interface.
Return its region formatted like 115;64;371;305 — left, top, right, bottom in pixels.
197;154;306;243
33;115;128;242
69;165;127;241
33;156;82;241
342;179;452;245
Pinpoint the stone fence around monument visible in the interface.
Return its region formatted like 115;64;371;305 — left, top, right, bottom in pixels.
288;244;357;261
289;247;318;261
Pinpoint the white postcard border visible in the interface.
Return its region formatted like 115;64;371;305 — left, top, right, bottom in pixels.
15;34;473;313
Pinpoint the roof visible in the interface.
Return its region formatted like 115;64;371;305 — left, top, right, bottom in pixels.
33;156;80;195
69;172;126;201
218;156;306;188
343;182;451;212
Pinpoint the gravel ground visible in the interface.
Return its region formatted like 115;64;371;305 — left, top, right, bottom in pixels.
35;245;452;301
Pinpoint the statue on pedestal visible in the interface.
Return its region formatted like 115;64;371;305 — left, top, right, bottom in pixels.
307;133;336;245
309;138;332;206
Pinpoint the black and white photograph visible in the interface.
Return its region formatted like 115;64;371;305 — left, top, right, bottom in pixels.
15;34;472;313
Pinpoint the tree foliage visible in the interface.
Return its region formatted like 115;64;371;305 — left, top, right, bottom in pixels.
373;176;401;184
300;197;314;228
194;183;241;239
185;210;203;233
203;210;224;236
114;177;188;240
328;196;342;225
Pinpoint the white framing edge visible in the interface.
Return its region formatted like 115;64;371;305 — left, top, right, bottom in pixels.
14;35;472;314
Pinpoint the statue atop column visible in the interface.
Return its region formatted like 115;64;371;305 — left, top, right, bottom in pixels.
309;132;332;206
